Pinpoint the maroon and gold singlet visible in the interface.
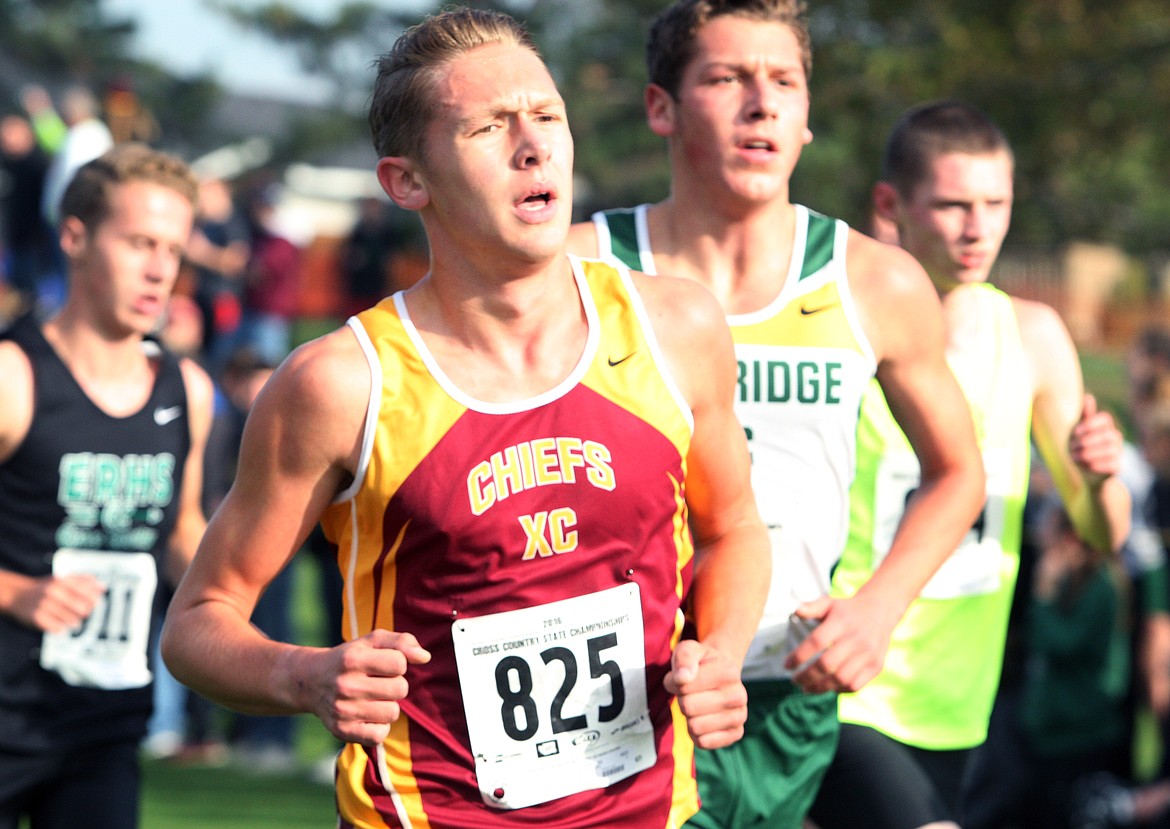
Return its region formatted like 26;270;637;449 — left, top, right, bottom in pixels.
320;257;700;828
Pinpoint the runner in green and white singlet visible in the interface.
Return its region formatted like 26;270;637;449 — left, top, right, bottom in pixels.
594;203;878;681
568;9;984;826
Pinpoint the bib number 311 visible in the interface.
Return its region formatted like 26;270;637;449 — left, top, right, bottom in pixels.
451;583;655;810
40;549;157;689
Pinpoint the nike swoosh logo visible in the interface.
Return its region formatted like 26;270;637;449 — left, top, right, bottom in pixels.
607;353;636;367
154;406;183;426
800;302;839;316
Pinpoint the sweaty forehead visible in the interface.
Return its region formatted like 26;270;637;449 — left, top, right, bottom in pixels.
689;17;804;71
925;152;1014;192
435;43;561;115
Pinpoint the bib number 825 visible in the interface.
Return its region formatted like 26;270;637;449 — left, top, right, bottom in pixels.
495;633;625;741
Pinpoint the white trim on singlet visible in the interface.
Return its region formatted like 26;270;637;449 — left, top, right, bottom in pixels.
392;257;600;415
335;317;382;505
591;204;658;275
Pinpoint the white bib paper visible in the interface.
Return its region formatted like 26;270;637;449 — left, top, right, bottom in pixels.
873;448;1010;599
40;549;158;689
451;583;655;810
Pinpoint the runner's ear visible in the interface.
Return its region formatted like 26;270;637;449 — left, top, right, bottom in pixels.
645;84;675;138
376;156;429;212
872;181;900;223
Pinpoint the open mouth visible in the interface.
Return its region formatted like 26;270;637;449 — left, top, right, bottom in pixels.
740;139;776;151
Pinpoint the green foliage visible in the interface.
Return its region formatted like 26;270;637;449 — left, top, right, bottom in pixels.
173;0;1170;253
526;0;671;216
209;1;422;113
0;0;128;73
796;0;1170;253
533;0;1170;254
0;0;220;152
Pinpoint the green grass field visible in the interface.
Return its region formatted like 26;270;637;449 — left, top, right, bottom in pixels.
138;554;339;828
141;756;335;829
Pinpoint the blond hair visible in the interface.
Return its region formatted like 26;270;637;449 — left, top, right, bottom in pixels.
58;142;198;230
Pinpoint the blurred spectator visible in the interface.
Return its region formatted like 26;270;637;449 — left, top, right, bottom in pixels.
1019;499;1132;829
341;196;397;316
1118;329;1170;784
205;346;297;773
143;294;229;766
1128;326;1170;442
36;85;113;228
0;114;55;314
185;176;250;369
238;184;300;366
102;74;160;146
1065;328;1170;829
18;85;66;155
962;451;1056;829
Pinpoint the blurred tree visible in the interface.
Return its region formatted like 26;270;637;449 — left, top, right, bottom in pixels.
208;0;1170;257
527;0;671;218
209;1;423;113
803;0;1170;257
0;0;131;77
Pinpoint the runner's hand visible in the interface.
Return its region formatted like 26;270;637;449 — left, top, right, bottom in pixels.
666;638;748;750
295;629;431;747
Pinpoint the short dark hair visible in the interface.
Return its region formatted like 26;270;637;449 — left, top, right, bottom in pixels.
883;101;1014;198
647;0;811;99
59;143;198;231
368;7;540;162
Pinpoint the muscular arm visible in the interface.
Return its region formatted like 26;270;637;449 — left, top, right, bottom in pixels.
161;329;430;746
635;272;770;748
0;340;106;630
0;341;32;466
1019;298;1130;553
790;236;986;693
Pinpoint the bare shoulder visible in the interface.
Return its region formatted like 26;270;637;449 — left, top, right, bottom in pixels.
629;270;734;409
247;326;372;470
266;326;369;420
177;356;215;418
1011;294;1071;347
566;220;600;258
0;339;33;464
630;269;726;335
0;338;31;386
844;228;943;360
845;228;935;305
1011;294;1078;392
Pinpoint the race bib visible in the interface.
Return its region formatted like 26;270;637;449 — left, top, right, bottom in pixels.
873;449;1010;599
40;549;158;689
451;583;655;810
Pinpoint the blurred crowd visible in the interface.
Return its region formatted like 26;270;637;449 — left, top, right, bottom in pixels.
0;81;418;783
955;321;1170;829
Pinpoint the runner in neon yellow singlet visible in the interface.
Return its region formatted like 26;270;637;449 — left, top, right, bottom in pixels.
836;282;1032;751
810;101;1131;829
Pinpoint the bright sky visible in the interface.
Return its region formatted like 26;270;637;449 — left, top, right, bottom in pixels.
101;0;432;103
